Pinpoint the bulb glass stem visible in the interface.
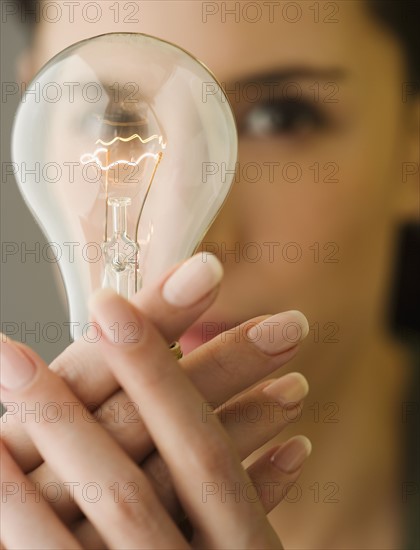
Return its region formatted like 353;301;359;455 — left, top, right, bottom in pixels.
102;197;139;298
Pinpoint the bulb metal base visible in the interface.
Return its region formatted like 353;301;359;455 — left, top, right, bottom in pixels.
170;341;183;360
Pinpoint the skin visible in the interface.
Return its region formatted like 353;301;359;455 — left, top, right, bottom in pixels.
2;259;311;549
5;0;420;548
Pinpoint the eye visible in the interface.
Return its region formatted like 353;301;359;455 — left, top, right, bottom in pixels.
241;99;327;137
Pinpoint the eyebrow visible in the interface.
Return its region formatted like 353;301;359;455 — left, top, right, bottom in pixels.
227;67;347;87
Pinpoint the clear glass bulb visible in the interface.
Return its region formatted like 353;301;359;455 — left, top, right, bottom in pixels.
12;33;237;340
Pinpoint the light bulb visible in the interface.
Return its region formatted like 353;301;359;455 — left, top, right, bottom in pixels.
12;33;237;340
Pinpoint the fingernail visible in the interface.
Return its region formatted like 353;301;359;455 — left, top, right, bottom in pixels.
262;372;309;407
0;339;36;391
271;435;312;473
162;253;223;308
89;288;143;346
247;311;309;355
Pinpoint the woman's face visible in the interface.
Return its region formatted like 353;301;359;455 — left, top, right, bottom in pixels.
27;1;417;353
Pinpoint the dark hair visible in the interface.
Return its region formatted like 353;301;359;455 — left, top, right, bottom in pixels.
368;1;419;82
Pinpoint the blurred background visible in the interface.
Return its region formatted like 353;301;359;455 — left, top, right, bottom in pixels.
1;15;69;362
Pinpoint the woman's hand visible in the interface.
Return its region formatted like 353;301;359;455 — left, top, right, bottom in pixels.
1;253;311;548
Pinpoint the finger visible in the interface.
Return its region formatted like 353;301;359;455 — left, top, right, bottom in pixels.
72;520;106;550
27;388;153;526
19;331;307;526
245;436;312;513
0;339;189;550
2;308;306;476
213;373;308;458
51;252;223;403
70;436;312;550
12;314;308;526
132;376;309;522
89;313;304;467
28;373;307;525
1;253;223;472
0;441;82;550
183;309;308;408
91;290;282;548
69;314;303;464
129;376;309;521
